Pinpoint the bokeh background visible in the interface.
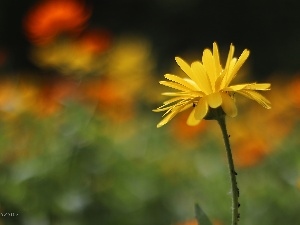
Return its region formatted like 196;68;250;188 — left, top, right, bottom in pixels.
0;0;300;225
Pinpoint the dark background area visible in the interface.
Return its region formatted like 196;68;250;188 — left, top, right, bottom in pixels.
0;0;300;79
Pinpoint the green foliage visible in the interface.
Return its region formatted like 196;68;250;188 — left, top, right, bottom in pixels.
0;102;300;225
195;203;212;225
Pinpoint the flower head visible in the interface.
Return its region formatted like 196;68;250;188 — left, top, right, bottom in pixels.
154;42;271;128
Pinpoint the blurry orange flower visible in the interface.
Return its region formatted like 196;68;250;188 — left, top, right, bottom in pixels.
24;0;91;45
223;110;276;168
243;76;295;148
232;136;269;168
171;110;207;142
175;218;223;225
0;77;78;118
80;78;134;122
176;219;198;225
34;78;76;116
0;79;37;118
288;75;300;108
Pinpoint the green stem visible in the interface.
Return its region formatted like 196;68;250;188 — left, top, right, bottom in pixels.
217;115;240;225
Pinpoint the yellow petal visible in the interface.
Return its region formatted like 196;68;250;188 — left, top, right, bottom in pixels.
180;102;194;112
156;105;183;127
202;49;217;88
237;90;271;109
153;105;171;112
213;42;222;76
161;99;193;116
246;83;271;90
191;61;212;94
225;49;250;86
221;44;235;88
161;92;200;97
159;81;191;92
187;108;202;126
207;92;222;108
154;98;190;112
214;73;225;92
223;84;249;91
162;92;189;96
163;96;188;105
221;58;237;88
184;78;201;90
224;44;235;73
230;49;250;79
221;92;237;117
175;57;196;81
157;112;175;128
194;97;208;120
153;104;178;112
224;83;271;91
164;74;198;91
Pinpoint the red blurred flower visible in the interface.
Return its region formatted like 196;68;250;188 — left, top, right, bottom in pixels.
78;29;111;54
23;0;91;45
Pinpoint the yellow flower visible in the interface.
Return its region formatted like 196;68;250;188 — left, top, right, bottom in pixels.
154;42;271;128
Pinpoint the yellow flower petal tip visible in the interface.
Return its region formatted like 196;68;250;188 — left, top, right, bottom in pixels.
153;42;271;127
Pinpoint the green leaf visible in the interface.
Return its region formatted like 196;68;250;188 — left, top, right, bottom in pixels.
195;203;213;225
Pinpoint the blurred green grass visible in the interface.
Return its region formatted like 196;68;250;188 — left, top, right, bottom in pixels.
0;92;299;225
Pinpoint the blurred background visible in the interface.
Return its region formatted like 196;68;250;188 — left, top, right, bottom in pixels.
0;0;300;225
